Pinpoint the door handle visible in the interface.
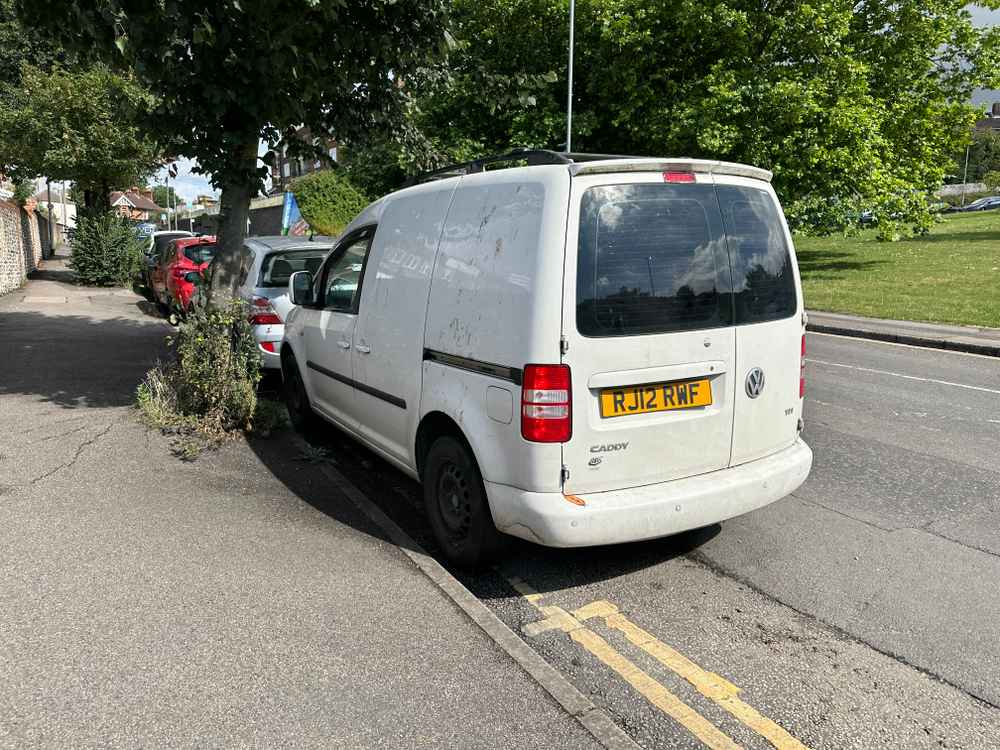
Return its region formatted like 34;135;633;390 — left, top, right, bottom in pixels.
355;343;371;354
337;340;351;350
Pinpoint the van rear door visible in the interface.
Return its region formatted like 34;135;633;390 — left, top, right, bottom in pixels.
560;172;737;494
715;177;804;465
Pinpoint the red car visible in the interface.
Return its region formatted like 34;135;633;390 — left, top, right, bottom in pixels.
151;235;217;316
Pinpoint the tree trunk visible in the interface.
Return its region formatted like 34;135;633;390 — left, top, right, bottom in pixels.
213;139;257;303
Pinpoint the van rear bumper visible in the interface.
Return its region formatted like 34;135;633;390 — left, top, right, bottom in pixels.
486;439;812;548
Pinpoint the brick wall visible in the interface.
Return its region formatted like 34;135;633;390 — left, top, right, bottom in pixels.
0;200;44;296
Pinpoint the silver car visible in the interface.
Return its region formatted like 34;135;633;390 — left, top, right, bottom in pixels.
212;236;335;369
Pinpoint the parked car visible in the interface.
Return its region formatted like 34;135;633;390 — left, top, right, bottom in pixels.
141;230;194;288
151;235;217;318
210;236;334;369
280;151;813;565
946;196;1000;213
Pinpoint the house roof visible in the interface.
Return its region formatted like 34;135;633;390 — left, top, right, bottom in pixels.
110;190;163;212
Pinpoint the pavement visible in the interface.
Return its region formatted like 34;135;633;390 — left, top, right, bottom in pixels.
807;309;1000;357
0;253;603;748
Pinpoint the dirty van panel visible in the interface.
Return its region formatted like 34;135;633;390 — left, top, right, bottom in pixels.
562;178;738;494
424;170;569;368
719;181;803;465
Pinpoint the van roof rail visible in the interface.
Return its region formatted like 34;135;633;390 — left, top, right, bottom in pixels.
403;148;639;187
402;149;772;186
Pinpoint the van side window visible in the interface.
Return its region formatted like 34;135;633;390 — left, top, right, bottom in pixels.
717;186;797;325
320;227;374;312
576;184;731;337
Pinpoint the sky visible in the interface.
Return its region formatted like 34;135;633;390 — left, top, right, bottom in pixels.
969;5;999;108
156;5;998;199
152;141;271;205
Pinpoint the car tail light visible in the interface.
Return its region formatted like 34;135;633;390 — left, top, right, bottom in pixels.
799;334;806;398
664;171;696;183
521;364;572;443
249;295;282;326
260;341;277;353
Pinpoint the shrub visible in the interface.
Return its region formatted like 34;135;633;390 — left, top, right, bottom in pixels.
70;211;146;286
136;298;263;458
290;168;369;236
12;179;32;205
984;171;1000;193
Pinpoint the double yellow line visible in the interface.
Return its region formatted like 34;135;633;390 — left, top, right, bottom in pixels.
508;576;809;750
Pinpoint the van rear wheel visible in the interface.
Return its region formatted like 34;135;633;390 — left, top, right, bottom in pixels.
423;436;504;568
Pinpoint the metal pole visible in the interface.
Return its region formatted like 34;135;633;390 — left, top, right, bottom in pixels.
61;181;68;241
45;180;54;258
961;144;971;207
566;0;575;153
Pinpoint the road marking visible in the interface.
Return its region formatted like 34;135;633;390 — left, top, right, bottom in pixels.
504;576;743;749
576;602;810;750
806;358;1000;396
808;331;1000;360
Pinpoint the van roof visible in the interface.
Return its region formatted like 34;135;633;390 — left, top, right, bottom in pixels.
405;149;772;187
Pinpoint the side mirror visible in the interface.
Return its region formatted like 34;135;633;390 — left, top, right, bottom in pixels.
289;271;314;306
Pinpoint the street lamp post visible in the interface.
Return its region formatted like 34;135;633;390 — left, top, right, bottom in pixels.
566;0;575;153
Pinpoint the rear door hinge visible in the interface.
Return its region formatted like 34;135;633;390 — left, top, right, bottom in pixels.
560;336;569;356
561;465;570;485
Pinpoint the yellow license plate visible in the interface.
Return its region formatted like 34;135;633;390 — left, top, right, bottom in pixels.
599;378;713;418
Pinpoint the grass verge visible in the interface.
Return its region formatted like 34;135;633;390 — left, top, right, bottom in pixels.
795;211;1000;328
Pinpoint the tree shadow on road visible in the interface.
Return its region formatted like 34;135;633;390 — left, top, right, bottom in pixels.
0;310;169;408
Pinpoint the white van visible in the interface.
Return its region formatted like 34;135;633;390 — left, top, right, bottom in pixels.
281;151;812;565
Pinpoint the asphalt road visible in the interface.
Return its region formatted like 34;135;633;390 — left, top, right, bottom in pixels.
317;332;1000;749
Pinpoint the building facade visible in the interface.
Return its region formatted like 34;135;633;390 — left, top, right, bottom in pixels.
269;127;339;194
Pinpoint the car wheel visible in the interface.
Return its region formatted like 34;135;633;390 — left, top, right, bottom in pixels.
423;435;505;568
282;354;321;436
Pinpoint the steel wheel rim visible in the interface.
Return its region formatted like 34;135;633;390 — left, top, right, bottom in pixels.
437;461;472;538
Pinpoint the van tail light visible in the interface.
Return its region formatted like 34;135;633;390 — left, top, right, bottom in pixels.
521;364;572;443
799;334;806;398
250;295;282;326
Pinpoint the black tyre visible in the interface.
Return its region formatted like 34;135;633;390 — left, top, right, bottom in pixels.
282;354;322;436
423;436;505;567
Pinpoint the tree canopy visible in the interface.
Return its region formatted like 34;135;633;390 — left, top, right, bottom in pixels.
355;0;1000;236
17;0;449;257
0;64;161;211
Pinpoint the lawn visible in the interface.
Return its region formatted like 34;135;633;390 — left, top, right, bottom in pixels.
794;210;1000;329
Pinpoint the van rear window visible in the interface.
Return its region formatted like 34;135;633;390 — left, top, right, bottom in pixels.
717;185;797;325
575;183;797;337
576;184;731;337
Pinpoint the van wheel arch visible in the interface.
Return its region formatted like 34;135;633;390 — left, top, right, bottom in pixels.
415;412;475;482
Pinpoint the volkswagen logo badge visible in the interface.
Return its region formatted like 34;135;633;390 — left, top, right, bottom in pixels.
745;367;766;398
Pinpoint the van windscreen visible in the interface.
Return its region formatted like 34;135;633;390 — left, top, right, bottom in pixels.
575;183;796;337
576;184;731;337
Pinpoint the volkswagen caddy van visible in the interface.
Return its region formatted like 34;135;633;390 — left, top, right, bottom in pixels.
281;151;813;565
